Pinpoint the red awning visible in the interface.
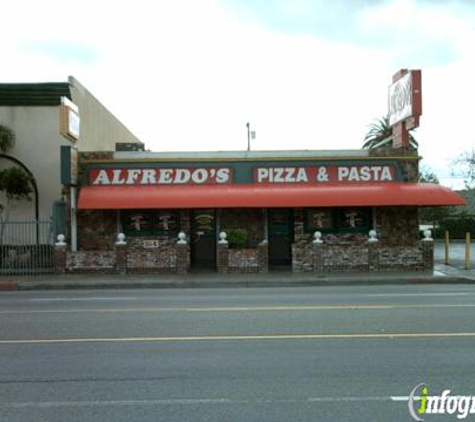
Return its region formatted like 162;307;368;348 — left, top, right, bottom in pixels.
77;183;465;210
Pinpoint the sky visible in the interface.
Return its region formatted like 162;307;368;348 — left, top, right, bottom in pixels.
1;0;474;188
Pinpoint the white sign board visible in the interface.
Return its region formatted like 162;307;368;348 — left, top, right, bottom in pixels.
388;72;413;126
68;109;80;139
60;97;80;142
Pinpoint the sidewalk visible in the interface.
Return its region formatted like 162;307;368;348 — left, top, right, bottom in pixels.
0;265;474;291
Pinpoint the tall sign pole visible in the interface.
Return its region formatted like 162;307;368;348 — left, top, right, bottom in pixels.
388;69;422;148
59;97;80;252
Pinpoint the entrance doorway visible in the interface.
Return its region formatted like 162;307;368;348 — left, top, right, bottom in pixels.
191;209;217;269
268;209;294;267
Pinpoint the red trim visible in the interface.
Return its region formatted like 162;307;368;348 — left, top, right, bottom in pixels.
77;183;465;210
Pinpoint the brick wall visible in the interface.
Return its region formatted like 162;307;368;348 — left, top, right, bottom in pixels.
78;210;117;250
291;241;433;273
66;251;116;273
292;242;314;272
71;201;427;274
218;243;268;273
228;248;259;273
125;237;177;273
292;205;423;272
377;207;419;246
323;245;370;272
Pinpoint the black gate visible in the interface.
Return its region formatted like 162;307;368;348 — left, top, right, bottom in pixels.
0;220;55;276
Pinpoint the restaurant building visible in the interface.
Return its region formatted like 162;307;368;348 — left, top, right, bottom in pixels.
54;147;464;274
53;69;465;275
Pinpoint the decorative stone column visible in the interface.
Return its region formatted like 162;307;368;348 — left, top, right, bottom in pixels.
217;231;229;274
293;208;305;241
257;240;269;273
367;230;379;272
54;234;67;274
114;233;127;275
422;229;434;271
312;231;324;272
176;231;189;274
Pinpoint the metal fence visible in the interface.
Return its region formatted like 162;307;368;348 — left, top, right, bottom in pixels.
0;220;55;276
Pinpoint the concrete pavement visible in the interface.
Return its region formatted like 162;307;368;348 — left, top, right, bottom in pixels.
3;285;475;422
1;241;475;290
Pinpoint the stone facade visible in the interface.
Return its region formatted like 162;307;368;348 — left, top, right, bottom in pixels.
126;249;177;274
291;205;427;272
291;240;433;273
66;251;116;273
218;243;269;274
59;243;189;274
64;204;432;274
77;210;117;251
228;248;259;273
377;207;419;246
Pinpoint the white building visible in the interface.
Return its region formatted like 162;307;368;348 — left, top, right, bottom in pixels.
0;76;143;226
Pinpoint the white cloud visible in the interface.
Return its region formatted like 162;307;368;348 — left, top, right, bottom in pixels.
1;0;475;187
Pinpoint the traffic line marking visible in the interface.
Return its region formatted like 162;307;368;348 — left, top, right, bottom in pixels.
29;298;137;302
1;303;475;314
390;396;415;401
0;396;396;408
2;332;475;345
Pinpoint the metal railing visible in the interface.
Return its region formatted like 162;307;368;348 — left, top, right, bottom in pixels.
0;220;55;276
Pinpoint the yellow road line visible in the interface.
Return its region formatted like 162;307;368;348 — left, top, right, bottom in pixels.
1;304;475;314
185;304;475;312
2;332;475;345
186;305;393;312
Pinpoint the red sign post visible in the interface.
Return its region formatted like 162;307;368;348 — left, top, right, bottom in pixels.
388;69;422;148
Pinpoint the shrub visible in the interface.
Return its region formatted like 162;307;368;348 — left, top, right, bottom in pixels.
226;229;248;249
435;216;475;239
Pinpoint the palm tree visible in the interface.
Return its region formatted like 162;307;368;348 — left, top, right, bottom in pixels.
363;116;417;150
0;124;15;153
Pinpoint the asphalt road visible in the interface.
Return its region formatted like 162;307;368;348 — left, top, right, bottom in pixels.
1;285;475;421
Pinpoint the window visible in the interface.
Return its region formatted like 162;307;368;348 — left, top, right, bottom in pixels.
121;210;179;237
305;207;371;234
304;208;334;232
338;208;370;233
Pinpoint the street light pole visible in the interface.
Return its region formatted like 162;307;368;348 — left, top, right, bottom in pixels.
247;122;250;151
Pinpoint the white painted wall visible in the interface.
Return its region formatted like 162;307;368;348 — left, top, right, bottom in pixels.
0;77;142;225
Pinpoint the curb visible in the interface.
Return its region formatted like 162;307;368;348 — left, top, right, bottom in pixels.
0;282;19;291
8;276;475;291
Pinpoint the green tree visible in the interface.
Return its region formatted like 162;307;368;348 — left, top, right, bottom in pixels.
0;124;15;153
0;166;34;242
418;167;453;230
419;167;439;184
363;116;418;149
454;149;475;189
0;167;34;218
0;125;35;241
